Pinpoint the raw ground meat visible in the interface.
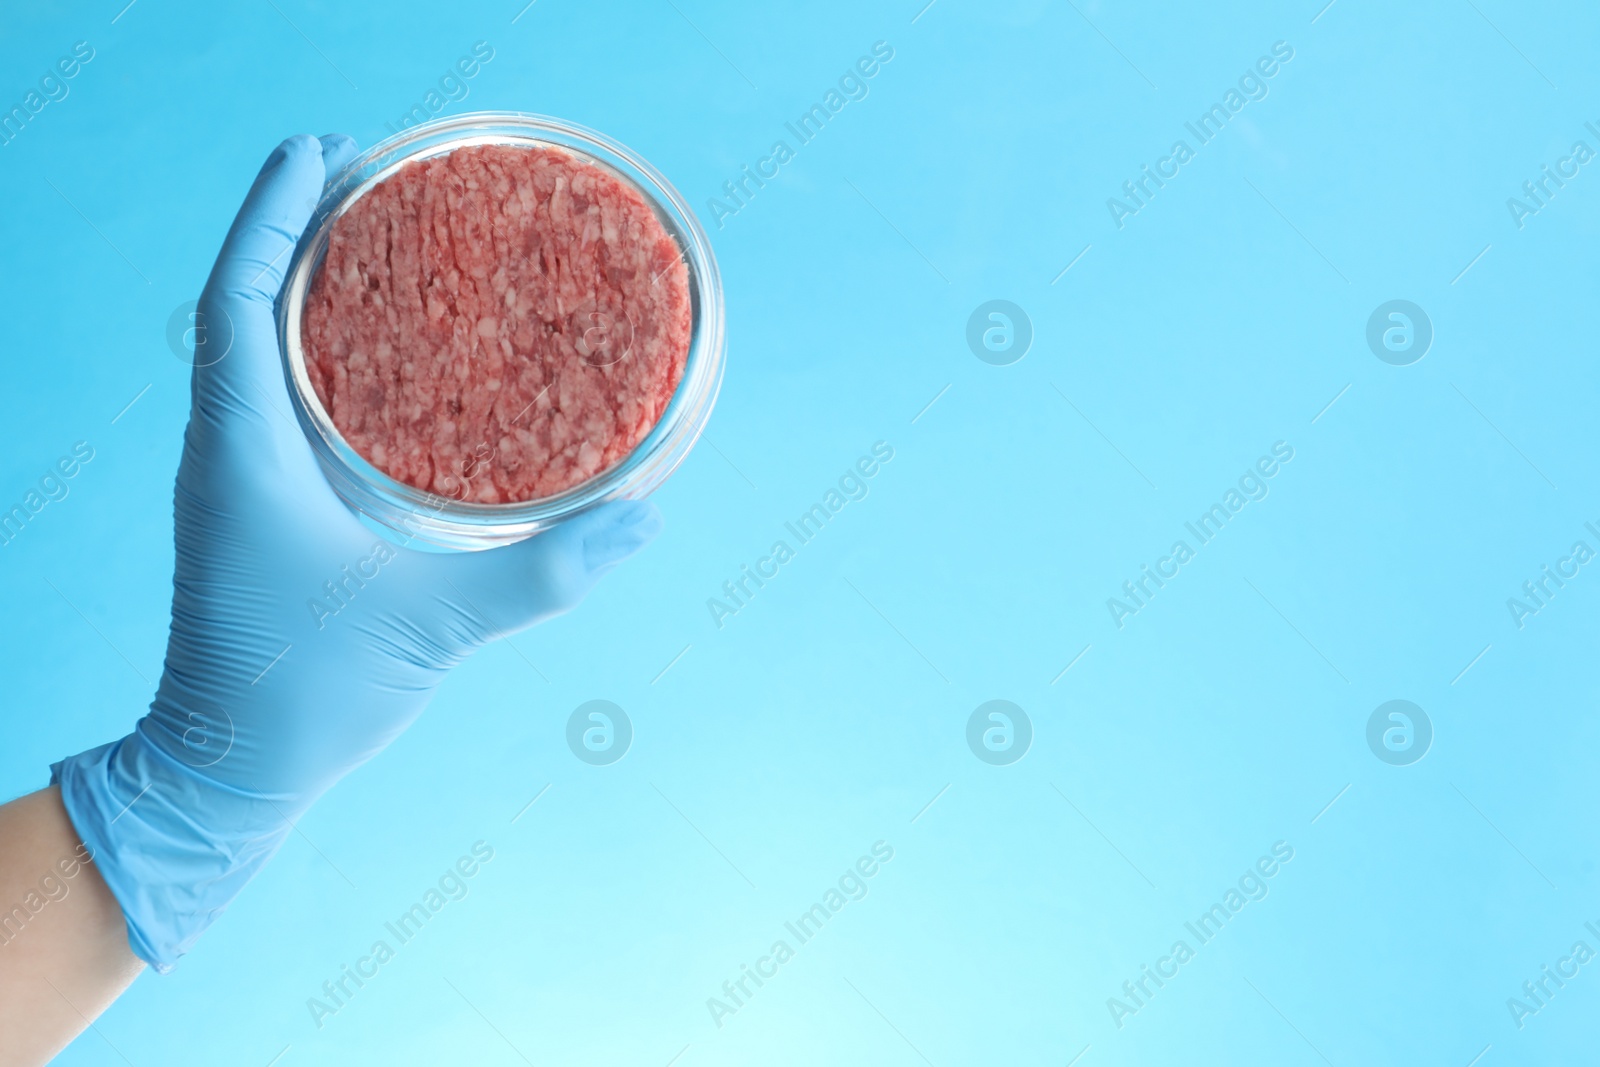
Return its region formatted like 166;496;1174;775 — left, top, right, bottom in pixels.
301;142;692;503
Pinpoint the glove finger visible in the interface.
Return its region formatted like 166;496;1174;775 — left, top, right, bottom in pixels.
192;134;348;428
416;500;663;643
318;133;359;181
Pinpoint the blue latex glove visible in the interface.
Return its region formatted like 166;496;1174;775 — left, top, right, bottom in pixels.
51;135;661;972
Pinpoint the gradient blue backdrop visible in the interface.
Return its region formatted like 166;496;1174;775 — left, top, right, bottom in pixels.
2;0;1597;1064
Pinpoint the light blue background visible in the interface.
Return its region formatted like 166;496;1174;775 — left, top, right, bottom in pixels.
3;0;1598;1063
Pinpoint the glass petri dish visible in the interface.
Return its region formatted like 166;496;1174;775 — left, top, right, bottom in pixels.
277;111;724;550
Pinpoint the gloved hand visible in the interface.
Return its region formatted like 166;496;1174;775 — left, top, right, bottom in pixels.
51;135;661;972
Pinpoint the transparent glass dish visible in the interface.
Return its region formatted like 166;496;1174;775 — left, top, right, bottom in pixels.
277;111;724;550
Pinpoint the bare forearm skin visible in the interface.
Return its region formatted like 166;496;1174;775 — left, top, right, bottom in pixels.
0;786;142;1066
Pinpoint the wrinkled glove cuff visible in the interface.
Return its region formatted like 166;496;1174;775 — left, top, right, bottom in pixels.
50;733;291;973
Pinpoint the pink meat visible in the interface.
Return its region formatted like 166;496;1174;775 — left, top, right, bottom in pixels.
302;143;692;503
